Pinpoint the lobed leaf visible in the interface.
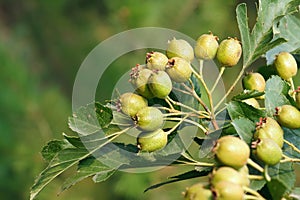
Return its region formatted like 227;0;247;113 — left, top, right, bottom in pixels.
236;0;300;67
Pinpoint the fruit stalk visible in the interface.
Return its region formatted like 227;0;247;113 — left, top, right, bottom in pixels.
210;66;226;93
247;158;264;173
284;139;300;154
243;186;266;200
288;77;296;100
189;66;219;130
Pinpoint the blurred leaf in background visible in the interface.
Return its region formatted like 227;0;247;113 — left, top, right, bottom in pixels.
0;0;298;199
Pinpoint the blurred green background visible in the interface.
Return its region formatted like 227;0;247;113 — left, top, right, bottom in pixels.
0;0;299;200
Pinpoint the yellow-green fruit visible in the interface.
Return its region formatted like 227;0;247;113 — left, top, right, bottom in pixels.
130;66;154;98
214;136;250;169
166;38;194;61
184;183;213;200
216;38;242;67
146;51;168;71
136;107;164;131
148;70;172;99
242;72;266;93
274;52;298;80
195;33;219;60
119;93;148;117
211;166;249;187
254;117;284;148
213;181;244;200
276;105;300;129
137;129;168;152
254;138;282;166
242;98;260;108
238;165;250;187
166;57;192;83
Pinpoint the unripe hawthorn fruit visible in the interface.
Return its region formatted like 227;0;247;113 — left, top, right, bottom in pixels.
213;181;244;200
148;70;172;99
194;33;219;60
254;117;284;148
135;107;164;131
166;38;194;61
118;93;148;117
295;87;300;109
166;57;192;83
275;105;300;129
137;129;168;152
129;65;154;98
242;72;266;93
253;138;282;165
146;51;168;71
242;98;260;108
211;166;249;187
216;38;242;67
238;165;250;187
183;183;213;200
274;52;298;80
213;136;250;169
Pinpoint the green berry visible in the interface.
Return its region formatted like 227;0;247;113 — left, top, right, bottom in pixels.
130;65;154;98
214;136;250;169
148;70;172;99
135;107;164;131
216;38;242;67
146;51;168;71
166;57;192;83
253;138;282;166
118;93;148;117
137;129;168;152
275;105;300;129
242;98;260;108
211;166;249;187
274;52;298;80
166;38;194;61
237;165;250;187
213;181;244;200
242;72;266;93
194;33;219;60
184;183;213;200
254;117;284;148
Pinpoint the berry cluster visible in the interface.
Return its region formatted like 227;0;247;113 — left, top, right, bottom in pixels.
113;32;300;200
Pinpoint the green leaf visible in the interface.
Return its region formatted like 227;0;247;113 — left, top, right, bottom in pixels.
41;140;72;162
63;133;85;149
30;147;89;200
232;90;265;100
283;127;300;159
68;102;112;136
60;157;115;193
227;101;265;122
144;169;210;192
231;118;256;144
264;76;290;116
266;13;300;64
267;162;296;200
236;0;300;67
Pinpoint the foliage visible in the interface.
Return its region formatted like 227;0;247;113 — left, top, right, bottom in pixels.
29;1;300;200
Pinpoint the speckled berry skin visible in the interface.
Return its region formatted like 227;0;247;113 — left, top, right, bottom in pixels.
276;105;300;129
214;136;250;169
166;38;194;61
166;57;192;83
184;183;213;200
137;129;168;152
130;65;154;98
274;52;298;80
118;93;148;117
213;181;244;200
216;38;242;67
135;107;164;131
146;51;168;71
148;70;172;99
194;33;219;60
253;138;282;166
211;166;249;187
